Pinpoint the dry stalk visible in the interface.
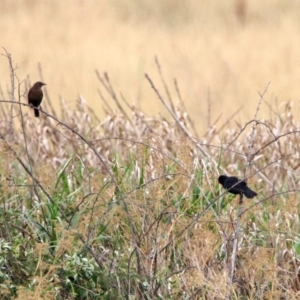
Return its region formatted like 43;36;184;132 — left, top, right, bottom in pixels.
2;48;17;141
226;83;270;296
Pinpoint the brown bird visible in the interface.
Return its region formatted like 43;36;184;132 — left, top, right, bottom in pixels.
28;81;46;117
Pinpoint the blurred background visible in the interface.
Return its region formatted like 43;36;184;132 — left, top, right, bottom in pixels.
1;0;300;131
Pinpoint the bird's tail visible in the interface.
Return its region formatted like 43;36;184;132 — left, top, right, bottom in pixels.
244;188;257;198
34;108;39;117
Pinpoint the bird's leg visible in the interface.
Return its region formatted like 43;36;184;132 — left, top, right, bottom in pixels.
238;194;243;204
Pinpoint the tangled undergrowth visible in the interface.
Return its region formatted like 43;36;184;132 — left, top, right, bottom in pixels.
1;55;300;299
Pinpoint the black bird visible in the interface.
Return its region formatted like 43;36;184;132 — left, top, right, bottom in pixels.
218;175;257;198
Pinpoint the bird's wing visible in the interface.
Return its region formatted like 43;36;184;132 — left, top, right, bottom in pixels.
226;177;239;187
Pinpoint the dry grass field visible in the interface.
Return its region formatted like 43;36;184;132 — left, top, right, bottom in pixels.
1;70;300;298
2;0;300;129
1;1;300;299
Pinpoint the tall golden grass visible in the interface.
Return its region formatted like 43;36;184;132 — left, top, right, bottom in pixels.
1;1;300;298
0;53;300;297
2;0;300;131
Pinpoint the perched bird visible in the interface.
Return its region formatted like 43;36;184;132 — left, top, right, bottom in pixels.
28;81;46;117
218;175;257;198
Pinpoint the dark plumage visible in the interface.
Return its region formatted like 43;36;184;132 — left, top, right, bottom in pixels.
218;175;257;198
28;81;46;117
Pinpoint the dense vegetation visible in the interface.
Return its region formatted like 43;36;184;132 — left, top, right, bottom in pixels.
0;58;300;299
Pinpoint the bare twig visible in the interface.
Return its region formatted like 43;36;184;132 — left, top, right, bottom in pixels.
2;48;18;140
